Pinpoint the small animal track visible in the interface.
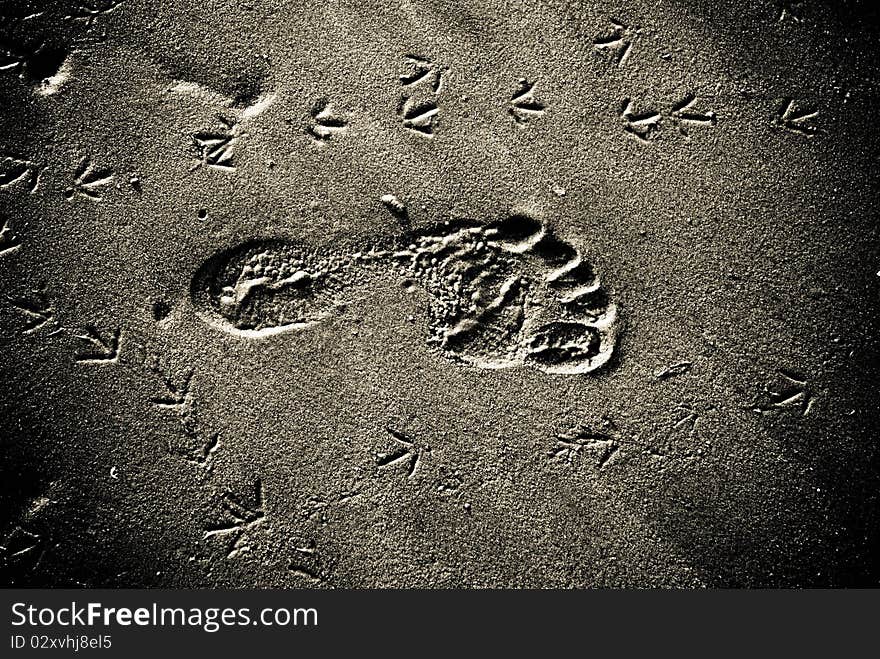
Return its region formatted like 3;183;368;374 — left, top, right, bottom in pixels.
307;98;348;142
151;368;193;409
399;54;444;93
191;214;619;374
74;324;120;363
65;156;114;200
594;18;636;67
0;525;46;579
203;479;264;559
10;290;55;333
752;369;814;416
0;154;41;192
190;116;239;171
0;215;20;256
620;98;662;142
398;54;444;137
670;94;717;135
550;426;619;468
376;427;423;480
509;80;546;125
399;98;439;136
67;1;125;26
774;99;819;137
620;95;717;142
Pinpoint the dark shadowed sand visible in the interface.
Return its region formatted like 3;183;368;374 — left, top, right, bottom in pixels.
1;0;879;587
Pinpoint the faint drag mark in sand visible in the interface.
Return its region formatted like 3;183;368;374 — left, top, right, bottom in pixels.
654;360;693;380
508;79;546;126
289;538;337;584
292;489;355;582
203;478;265;559
665;402;716;461
594;18;638;67
64;156;114;201
301;489;362;526
0;11;45;34
151;367;219;468
774;99;820;137
190;213;620;375
671;403;700;437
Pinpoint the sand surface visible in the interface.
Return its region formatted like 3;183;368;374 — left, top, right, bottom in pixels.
1;0;879;587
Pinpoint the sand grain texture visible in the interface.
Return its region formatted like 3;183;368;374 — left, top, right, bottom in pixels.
0;0;878;587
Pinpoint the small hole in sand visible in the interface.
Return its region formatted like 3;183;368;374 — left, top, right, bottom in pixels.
152;300;171;322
